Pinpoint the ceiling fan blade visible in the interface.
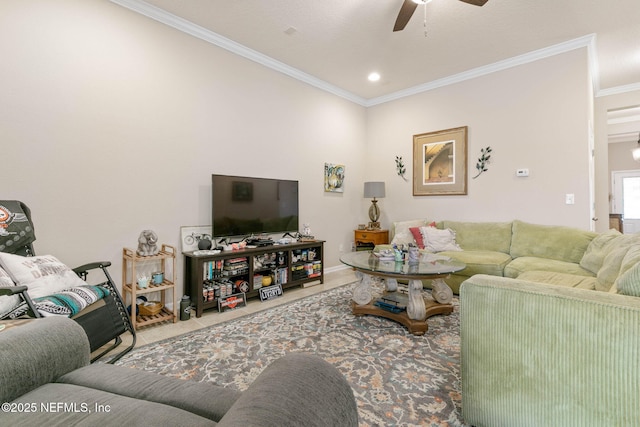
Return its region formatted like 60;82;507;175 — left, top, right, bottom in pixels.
459;0;489;6
393;0;419;32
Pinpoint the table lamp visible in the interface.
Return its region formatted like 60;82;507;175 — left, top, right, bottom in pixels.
364;181;385;230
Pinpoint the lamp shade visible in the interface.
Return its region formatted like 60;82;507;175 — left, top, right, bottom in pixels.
364;182;385;199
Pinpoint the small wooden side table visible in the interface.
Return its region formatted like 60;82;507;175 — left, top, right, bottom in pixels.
354;229;389;251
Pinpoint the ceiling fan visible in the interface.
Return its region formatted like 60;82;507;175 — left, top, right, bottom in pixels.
393;0;489;32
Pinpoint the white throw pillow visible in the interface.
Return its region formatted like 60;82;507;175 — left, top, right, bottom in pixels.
391;219;427;246
0;253;86;300
420;227;462;252
0;266;20;318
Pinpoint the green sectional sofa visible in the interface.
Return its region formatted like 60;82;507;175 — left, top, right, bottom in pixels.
385;219;637;295
385;219;640;425
460;274;640;426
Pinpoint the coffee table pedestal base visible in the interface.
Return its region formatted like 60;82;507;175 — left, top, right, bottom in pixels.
351;299;453;336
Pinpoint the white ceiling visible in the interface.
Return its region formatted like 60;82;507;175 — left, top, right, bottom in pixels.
113;0;640;105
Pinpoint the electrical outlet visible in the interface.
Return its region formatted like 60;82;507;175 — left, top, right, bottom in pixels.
339;244;344;253
565;194;575;205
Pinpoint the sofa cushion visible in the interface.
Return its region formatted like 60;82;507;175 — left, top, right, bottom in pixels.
0;317;89;403
442;221;513;253
6;383;215;426
218;353;359;427
504;256;594;279
509;220;596;263
58;364;240;422
517;270;597;290
579;228;623;274
440;250;512;277
595;238;640;292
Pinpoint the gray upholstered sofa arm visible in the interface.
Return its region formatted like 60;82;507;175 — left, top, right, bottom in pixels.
1;317;358;425
0;317;90;403
460;275;640;427
219;352;359;427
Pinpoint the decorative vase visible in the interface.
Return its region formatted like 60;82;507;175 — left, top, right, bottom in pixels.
198;239;212;250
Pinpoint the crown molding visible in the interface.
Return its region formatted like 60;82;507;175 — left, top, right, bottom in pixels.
597;82;640;98
111;2;625;107
109;0;368;106
366;34;598;106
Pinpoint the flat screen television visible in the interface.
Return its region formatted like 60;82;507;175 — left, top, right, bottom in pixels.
212;174;299;238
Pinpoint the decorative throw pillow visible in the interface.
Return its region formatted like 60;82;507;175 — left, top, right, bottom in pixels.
420;227;462;253
0;253;86;300
390;220;427;246
595;236;640;292
613;245;640;296
579;229;623;274
410;222;438;249
409;227;425;249
0;266;20;318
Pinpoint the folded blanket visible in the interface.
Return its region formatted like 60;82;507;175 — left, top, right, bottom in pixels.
3;285;110;319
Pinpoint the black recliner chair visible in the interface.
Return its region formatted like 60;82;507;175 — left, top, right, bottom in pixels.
0;200;135;363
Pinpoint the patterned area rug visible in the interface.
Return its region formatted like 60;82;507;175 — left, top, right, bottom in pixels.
116;282;468;426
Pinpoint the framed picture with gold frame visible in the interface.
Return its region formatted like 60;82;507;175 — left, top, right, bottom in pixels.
413;126;468;196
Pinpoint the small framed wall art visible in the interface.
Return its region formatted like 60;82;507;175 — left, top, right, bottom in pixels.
324;163;345;193
180;225;212;252
413;126;468;196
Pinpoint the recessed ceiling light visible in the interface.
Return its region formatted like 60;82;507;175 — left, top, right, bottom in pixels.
368;72;381;82
412;0;433;4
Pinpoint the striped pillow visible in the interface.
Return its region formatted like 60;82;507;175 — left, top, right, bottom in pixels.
614;246;640;296
616;262;640;297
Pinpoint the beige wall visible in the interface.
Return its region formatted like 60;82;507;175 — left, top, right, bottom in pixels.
0;0;366;298
1;1;612;300
366;49;593;229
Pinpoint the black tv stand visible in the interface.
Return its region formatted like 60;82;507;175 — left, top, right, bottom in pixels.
184;240;325;317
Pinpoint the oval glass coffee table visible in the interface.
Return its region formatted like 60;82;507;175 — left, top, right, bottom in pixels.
340;251;465;335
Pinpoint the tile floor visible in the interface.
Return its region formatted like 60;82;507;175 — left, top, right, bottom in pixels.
100;268;356;359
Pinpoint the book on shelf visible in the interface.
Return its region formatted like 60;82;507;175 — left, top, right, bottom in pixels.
203;260;224;280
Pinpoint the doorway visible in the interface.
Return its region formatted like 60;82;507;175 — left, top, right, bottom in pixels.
611;170;640;234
